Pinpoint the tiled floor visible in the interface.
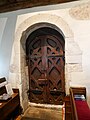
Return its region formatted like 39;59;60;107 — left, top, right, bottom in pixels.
21;106;62;120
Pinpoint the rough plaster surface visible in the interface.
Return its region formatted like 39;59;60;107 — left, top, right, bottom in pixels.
69;2;90;20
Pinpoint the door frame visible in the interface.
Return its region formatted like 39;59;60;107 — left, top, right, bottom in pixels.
26;27;65;104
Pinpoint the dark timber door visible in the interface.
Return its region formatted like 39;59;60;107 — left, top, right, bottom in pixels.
28;34;65;105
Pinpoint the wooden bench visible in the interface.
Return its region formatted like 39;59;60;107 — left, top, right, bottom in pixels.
69;87;90;120
0;77;21;120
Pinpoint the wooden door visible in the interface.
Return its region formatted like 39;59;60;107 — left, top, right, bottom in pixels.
28;34;65;104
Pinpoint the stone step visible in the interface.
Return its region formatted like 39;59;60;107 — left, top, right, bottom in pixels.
21;106;62;120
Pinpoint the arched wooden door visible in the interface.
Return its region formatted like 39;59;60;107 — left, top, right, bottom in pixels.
27;34;65;105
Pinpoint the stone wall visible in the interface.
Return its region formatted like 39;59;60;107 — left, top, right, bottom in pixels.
8;0;90;111
9;11;83;111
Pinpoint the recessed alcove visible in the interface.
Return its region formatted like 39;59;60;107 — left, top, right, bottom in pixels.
9;13;82;111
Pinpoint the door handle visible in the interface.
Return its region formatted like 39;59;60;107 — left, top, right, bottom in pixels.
38;79;47;85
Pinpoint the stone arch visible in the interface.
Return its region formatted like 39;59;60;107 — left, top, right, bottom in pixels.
16;13;73;39
9;13;82;111
21;22;65;52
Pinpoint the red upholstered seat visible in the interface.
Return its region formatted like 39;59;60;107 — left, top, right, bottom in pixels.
75;100;90;120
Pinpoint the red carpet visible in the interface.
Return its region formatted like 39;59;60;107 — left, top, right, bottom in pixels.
75;100;90;120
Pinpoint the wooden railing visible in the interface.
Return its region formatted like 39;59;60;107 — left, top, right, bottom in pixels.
69;87;86;120
69;88;78;120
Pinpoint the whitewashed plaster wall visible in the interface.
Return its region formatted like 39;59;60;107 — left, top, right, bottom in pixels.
0;18;7;77
0;18;7;45
0;0;86;79
0;16;17;78
0;0;90;110
9;1;90;110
